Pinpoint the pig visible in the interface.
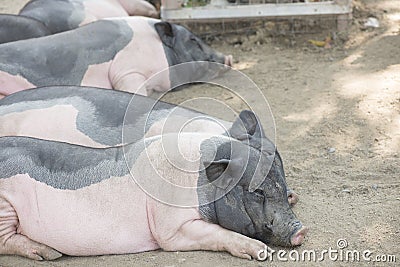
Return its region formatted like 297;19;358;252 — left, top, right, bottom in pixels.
0;110;307;261
0;16;233;99
19;0;158;34
0;85;299;205
0;14;51;44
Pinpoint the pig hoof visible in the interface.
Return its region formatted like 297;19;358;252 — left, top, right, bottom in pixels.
24;243;62;261
227;234;266;261
37;248;63;260
287;190;299;206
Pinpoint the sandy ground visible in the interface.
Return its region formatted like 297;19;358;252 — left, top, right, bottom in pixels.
0;0;399;266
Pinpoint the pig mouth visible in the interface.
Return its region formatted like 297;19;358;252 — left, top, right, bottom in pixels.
254;223;307;247
254;230;273;245
210;55;233;77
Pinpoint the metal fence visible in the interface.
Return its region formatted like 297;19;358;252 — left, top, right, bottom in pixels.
161;0;352;35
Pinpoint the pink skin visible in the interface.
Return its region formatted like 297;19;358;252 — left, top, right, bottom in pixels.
0;105;107;148
106;17;171;95
81;61;113;89
81;0;158;24
80;17;171;96
117;0;159;18
225;55;233;66
0;174;159;257
0;71;35;96
83;0;129;18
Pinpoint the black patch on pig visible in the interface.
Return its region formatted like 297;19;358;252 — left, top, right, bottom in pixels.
0;136;154;190
197;138;260;237
19;0;85;33
0;14;50;44
0;20;132;87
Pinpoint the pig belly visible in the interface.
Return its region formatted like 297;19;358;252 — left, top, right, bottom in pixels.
0;174;159;256
0;71;35;96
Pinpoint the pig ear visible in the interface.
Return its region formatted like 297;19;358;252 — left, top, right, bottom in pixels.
229;110;266;140
204;158;243;189
154;22;175;47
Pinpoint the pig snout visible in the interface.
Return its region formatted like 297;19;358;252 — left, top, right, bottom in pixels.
264;218;308;247
224;55;233;66
210;52;233;67
287;190;299;206
290;226;309;246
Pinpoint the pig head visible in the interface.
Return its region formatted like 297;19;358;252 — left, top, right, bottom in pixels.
198;110;307;247
153;21;233;89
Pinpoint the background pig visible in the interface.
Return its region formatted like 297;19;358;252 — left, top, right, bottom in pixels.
0;14;50;44
0;111;307;261
0;86;298;205
0;17;232;98
19;0;158;34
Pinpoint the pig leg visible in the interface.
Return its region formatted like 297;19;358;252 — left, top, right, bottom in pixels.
159;219;266;260
1;234;62;260
0;198;62;260
117;0;159;18
111;73;149;96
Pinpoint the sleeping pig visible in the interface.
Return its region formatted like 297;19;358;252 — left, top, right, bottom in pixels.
0;17;232;98
0;110;307;261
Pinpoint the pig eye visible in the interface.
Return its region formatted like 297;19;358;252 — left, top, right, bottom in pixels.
190;36;203;49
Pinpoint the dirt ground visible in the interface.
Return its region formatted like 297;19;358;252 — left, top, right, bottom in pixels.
0;0;399;266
